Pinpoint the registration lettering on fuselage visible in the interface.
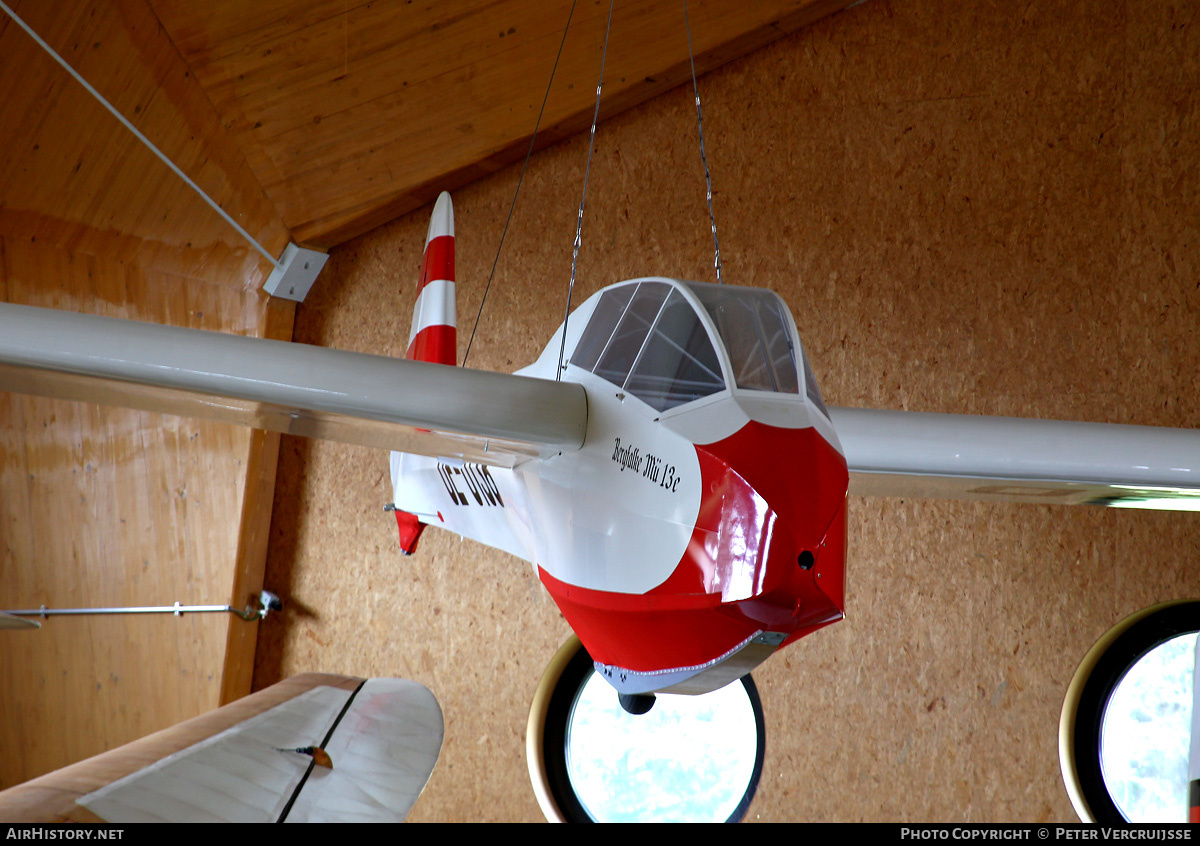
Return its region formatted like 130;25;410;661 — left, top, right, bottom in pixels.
438;462;505;507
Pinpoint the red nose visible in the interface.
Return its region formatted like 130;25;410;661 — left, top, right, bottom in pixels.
539;421;848;675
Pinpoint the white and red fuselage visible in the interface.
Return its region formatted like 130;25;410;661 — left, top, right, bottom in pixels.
391;194;848;694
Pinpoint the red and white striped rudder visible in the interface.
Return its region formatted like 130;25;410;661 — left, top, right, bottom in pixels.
406;191;457;365
394;191;459;553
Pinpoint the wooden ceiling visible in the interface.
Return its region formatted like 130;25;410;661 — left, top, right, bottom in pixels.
0;0;855;267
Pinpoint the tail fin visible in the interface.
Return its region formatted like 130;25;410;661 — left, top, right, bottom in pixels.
406;191;457;365
395;192;458;553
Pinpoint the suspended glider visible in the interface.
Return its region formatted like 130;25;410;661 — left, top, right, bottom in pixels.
1;192;1197;696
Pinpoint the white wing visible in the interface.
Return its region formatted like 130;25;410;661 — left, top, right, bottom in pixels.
0;302;585;467
4;302;1197;509
831;407;1200;511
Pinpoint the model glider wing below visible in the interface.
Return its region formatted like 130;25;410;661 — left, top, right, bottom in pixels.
0;674;442;823
0;302;586;467
831;407;1200;511
74;677;443;823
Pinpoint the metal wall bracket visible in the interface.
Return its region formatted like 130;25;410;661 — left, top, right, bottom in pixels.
263;244;329;302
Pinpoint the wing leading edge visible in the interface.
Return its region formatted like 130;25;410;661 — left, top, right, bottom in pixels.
831;407;1200;512
0;302;586;467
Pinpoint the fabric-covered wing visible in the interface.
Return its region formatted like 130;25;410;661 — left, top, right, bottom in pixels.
75;678;443;824
830;407;1200;512
0;303;586;467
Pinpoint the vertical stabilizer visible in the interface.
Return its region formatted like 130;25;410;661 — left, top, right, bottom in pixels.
406;192;457;365
394;192;458;553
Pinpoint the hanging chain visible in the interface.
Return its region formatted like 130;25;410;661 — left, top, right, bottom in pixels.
683;0;722;283
557;0;616;380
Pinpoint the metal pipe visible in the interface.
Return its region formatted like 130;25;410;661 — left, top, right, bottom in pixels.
3;591;282;624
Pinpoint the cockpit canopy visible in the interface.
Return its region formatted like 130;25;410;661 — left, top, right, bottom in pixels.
570;279;827;415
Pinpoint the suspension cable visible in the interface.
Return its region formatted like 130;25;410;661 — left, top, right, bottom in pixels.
463;0;581;367
683;0;723;283
557;0;616;380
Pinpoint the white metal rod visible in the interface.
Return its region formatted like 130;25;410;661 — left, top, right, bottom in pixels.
6;604;237;617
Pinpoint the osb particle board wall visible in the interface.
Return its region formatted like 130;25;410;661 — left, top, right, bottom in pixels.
253;0;1199;823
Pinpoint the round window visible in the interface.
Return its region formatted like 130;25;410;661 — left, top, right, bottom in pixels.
527;637;765;823
1060;600;1199;824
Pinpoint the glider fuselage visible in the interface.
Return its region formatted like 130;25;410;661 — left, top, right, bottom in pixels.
391;277;849;694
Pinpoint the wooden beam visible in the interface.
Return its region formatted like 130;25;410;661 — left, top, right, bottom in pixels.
219;296;296;706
